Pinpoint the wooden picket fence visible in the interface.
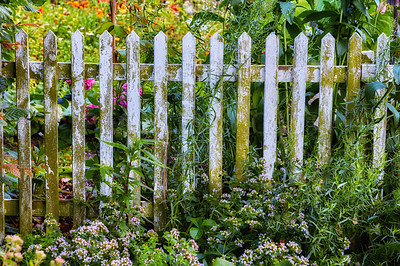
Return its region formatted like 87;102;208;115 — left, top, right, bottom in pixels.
0;29;394;240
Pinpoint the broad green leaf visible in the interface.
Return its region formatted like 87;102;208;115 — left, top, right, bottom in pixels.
273;260;292;266
189;227;203;240
4;107;29;121
386;102;400;128
213;258;235;266
191;217;202;227
202;219;217;227
280;1;296;24
365;81;386;103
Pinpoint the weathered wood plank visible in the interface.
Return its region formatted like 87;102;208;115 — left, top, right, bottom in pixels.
346;33;362;120
99;31;114;199
291;33;308;174
235;32;251;181
126;32;141;205
71;30;86;223
318;33;335;165
209;33;224;197
43;31;59;220
263;33;279;180
181;32;196;193
0;42;5;242
16;29;32;237
373;33;390;180
153;31;168;231
1;61;350;83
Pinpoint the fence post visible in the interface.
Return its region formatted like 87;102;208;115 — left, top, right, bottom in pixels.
16;29;32;237
154;31;168;231
235;32;251;182
71;30;86;223
44;31;60;220
209;33;224;197
99;31;114;202
126;32;141;205
290;33;308;175
346;33;362;120
373;33;390;180
182;32;196;193
263;32;279;180
0;43;4;241
318;33;335;165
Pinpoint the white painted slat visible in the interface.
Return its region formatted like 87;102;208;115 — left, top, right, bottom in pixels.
43;31;59;220
291;33;308;173
182;32;196;193
71;30;86;222
235;32;251;181
318;33;335;164
99;31;114;198
373;33;390;179
263;33;279;180
126;32;141;205
16;29;32;236
209;33;224;197
153;31;168;231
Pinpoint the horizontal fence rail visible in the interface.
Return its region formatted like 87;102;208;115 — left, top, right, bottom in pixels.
0;29;394;237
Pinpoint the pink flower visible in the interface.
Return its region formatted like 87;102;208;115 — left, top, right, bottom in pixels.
119;100;127;108
85;79;95;90
121;83;143;95
65;79;95;90
377;2;387;14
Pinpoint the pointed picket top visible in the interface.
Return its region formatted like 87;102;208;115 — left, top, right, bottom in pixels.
127;30;139;44
72;30;83;41
44;30;56;40
155;31;167;42
211;32;223;44
349;32;362;43
100;30;112;41
322;32;335;44
377;33;389;44
239;32;250;42
16;29;28;39
183;31;195;43
295;32;307;43
266;32;277;44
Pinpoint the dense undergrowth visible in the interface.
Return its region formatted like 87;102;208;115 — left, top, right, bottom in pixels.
2;0;400;265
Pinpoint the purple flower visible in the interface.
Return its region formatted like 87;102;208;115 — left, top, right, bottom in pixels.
65;79;95;90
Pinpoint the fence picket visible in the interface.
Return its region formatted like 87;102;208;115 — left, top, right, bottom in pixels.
318;33;335;164
182;32;196;193
235;32;251;181
126;32;141;205
0;42;4;241
154;31;168;231
209;33;224;197
71;30;86;223
346;33;362;120
263;33;279;179
16;29;32;236
43;31;59;220
99;31;114;199
291;33;308;173
373;33;390;179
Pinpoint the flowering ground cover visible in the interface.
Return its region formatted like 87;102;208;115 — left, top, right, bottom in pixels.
2;0;400;265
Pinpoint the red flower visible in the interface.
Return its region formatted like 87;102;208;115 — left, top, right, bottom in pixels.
170;4;178;12
38;7;43;14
